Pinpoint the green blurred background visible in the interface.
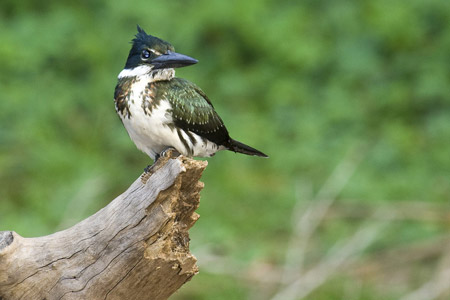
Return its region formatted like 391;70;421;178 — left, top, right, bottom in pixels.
1;0;450;299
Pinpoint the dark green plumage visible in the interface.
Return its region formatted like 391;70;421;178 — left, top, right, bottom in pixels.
151;78;229;146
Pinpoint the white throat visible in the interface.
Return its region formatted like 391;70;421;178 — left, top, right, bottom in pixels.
118;65;175;81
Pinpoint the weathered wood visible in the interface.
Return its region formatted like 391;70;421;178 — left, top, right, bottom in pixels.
0;154;207;300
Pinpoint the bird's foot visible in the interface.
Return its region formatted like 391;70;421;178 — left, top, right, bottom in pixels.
140;148;181;184
143;164;153;174
141;165;154;184
141;154;160;184
160;147;181;159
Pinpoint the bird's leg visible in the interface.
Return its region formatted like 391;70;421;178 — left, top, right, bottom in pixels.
141;148;180;184
143;164;152;173
141;153;162;184
143;153;160;173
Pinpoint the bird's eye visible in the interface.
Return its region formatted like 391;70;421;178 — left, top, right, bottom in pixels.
141;49;151;60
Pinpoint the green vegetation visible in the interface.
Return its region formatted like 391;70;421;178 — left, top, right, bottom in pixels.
1;0;449;299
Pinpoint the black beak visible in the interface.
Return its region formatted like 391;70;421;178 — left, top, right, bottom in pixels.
151;51;198;69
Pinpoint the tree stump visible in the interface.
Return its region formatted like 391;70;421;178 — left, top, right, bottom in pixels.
0;154;207;300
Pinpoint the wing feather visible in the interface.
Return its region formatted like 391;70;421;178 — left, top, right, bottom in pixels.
152;78;230;145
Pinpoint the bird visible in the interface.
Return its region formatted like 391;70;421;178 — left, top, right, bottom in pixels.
114;26;268;166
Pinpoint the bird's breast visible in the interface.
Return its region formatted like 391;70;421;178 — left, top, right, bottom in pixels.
114;76;173;157
114;76;223;159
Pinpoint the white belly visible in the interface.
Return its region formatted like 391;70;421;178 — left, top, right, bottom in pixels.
121;100;175;159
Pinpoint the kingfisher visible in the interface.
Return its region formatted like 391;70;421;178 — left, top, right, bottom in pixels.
114;26;268;166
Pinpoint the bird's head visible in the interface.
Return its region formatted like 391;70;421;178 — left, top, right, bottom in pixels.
121;25;198;77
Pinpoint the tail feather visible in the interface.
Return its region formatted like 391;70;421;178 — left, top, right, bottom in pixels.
228;139;268;158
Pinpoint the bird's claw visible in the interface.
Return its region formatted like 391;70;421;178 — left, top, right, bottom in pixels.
141;147;181;184
140;166;154;184
160;147;181;159
143;164;153;173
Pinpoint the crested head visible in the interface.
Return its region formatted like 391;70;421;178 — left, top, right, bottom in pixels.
125;26;175;69
119;25;198;79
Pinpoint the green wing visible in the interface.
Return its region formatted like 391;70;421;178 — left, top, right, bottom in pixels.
153;78;230;145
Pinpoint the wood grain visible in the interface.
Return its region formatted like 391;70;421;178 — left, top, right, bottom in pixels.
0;155;207;300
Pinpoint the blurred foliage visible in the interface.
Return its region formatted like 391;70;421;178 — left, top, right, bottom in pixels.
1;0;450;299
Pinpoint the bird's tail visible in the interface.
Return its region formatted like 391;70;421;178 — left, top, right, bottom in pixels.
228;139;268;158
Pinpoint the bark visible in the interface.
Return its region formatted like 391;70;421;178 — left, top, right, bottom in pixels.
0;154;207;300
